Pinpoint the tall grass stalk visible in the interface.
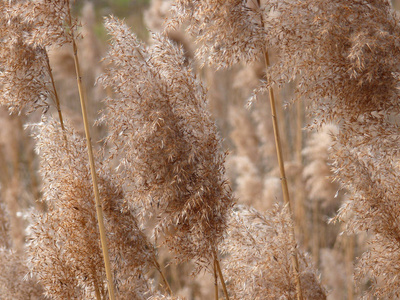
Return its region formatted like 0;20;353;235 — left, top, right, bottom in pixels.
213;256;218;300
257;1;303;298
44;51;65;134
66;7;116;300
153;257;173;295
262;45;303;300
215;254;229;300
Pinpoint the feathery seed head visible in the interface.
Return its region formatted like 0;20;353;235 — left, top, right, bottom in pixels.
99;16;234;267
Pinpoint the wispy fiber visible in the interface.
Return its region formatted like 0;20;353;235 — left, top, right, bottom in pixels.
98;16;234;267
221;204;326;300
168;0;266;67
0;1;51;113
28;119;155;299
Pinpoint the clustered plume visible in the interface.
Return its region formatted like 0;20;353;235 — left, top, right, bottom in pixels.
264;0;400;123
98;16;234;267
168;0;266;67
221;205;326;299
0;1;50;113
262;0;400;297
0;248;45;299
28;119;154;299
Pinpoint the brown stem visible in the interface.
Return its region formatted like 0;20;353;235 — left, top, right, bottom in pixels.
44;50;66;134
215;254;229;300
214;256;219;300
256;1;303;299
153;257;173;296
346;235;355;300
66;4;115;299
263;45;304;300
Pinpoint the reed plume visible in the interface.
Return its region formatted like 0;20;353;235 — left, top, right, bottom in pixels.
168;0;266;67
0;247;45;300
263;0;400;297
0;1;51;114
221;204;326;300
98;16;234;269
28;119;155;299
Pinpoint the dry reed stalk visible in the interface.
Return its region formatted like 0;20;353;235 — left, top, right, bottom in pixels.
263;1;400;297
221;204;326;299
99;16;233;283
153;257;173;296
213;258;219;300
257;2;303;297
346;235;355;300
44;50;66;134
274;88;290;159
67;19;116;300
215;255;230;300
262;46;303;300
29;118;156;299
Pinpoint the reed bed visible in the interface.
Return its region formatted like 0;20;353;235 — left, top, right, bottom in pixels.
1;0;400;299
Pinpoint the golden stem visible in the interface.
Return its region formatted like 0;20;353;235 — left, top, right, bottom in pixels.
215;254;229;300
263;45;304;300
256;1;303;298
214;256;219;300
153;258;173;296
44;50;66;134
71;37;115;300
66;4;115;299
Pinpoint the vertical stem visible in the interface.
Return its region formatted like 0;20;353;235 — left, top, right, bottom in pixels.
264;50;303;300
44;50;66;134
71;37;115;300
215;254;229;300
66;6;115;299
346;235;355;300
256;2;303;299
275;88;290;159
214;255;219;300
153;257;173;296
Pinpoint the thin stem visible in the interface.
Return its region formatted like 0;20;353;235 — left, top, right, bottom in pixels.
312;200;320;265
66;5;115;299
215;254;229;300
153;257;173;296
346;235;355;300
263;44;304;300
44;50;66;134
72;38;115;300
92;271;102;300
256;1;303;299
214;256;219;300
